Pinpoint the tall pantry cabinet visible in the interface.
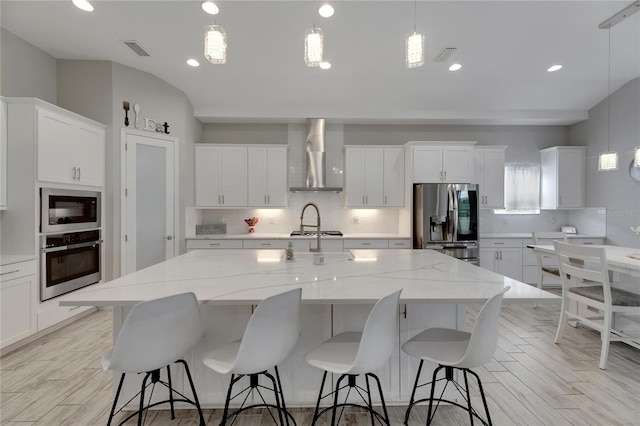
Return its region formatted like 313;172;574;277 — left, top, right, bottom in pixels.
0;98;105;350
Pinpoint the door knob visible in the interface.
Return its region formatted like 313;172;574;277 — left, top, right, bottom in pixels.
167;236;173;240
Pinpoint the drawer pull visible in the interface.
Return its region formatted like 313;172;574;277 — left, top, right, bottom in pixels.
209;243;220;246
362;243;372;246
494;242;504;245
582;242;594;245
394;243;404;246
69;306;82;311
260;243;271;246
0;269;20;276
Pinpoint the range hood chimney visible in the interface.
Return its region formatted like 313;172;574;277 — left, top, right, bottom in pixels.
290;118;342;193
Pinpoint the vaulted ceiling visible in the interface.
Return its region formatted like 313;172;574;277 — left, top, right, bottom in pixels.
2;1;639;125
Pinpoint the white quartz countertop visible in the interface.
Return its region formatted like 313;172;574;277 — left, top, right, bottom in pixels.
480;233;605;239
0;254;37;266
186;233;411;240
59;249;558;307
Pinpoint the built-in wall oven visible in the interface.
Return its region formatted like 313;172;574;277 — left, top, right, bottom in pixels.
40;188;100;233
40;229;101;301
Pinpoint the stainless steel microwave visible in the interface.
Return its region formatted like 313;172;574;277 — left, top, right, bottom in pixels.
40;188;101;233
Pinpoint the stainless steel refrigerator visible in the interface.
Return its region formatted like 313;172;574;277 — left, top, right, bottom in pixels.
413;183;479;264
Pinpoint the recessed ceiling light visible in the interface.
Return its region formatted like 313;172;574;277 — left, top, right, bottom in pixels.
72;0;94;12
547;64;563;72
449;63;462;71
319;4;335;18
187;58;200;67
201;1;219;15
320;61;332;70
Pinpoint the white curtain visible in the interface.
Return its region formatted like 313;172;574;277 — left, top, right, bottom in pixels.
504;164;540;210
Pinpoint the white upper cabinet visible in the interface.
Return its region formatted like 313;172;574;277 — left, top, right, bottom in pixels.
540;146;585;209
345;146;404;207
382;147;405;207
473;147;506;209
195;145;248;207
247;146;287;207
36;107;105;187
1;98;7;209
412;143;474;183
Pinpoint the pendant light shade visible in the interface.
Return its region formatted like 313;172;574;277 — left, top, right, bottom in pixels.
598;151;618;171
205;25;227;64
406;32;425;68
634;147;640;167
305;28;324;67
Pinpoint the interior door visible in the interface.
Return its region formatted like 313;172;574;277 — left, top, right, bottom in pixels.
122;130;177;275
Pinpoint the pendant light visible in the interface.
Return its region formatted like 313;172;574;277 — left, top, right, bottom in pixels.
598;22;618;171
635;147;640;167
305;2;323;67
205;24;226;64
406;0;425;68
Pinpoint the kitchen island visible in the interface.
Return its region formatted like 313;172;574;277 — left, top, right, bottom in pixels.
59;249;558;407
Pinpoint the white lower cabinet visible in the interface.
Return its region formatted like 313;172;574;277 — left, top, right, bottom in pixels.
37;301;95;331
343;239;389;249
0;259;37;349
243;239;288;249
479;239;522;281
290;239;344;253
186;239;243;251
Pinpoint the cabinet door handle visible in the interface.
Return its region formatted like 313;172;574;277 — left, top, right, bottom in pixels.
365;195;368;204
0;269;20;276
267;195;270;204
444;171;447;180
362;195;365;204
403;304;407;319
495;251;498;260
499;251;503;260
264;195;267;204
77;167;81;180
222;195;224;204
384;195;387;205
559;195;562;206
72;167;77;180
218;195;221;204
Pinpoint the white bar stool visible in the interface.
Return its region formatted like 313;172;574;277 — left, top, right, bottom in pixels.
402;287;510;426
202;288;302;425
304;289;402;425
102;292;206;426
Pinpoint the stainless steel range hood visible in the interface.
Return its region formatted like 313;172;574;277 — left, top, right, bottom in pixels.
290;118;343;193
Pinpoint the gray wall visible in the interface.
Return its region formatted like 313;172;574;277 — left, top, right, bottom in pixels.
201;122;569;164
201;123;288;144
570;78;640;248
0;28;56;103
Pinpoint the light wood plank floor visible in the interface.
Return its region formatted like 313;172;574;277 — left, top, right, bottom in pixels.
1;299;639;425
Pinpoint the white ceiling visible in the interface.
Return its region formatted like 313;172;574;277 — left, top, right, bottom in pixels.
1;1;639;125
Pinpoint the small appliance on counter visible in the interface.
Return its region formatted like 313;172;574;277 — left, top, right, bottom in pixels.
196;224;227;235
560;226;578;234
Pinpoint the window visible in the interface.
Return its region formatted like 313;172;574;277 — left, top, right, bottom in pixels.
494;164;540;214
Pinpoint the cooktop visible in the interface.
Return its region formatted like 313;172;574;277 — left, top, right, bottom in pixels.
290;230;343;237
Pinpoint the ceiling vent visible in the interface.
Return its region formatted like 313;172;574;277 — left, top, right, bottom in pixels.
123;40;150;57
433;47;457;63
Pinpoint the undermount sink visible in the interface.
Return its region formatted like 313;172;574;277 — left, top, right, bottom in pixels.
290;230;343;237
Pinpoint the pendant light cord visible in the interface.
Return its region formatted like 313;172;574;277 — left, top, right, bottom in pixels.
414;0;417;32
607;24;611;152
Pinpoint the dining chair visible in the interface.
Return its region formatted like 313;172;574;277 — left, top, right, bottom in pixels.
532;231;568;289
554;241;640;369
202;288;302;425
304;289;402;425
102;292;206;426
402;287;510;426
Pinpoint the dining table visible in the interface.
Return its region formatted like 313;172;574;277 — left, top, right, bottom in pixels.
527;244;640;278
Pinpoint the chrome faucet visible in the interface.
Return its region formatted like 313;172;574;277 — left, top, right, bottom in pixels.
300;202;322;252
